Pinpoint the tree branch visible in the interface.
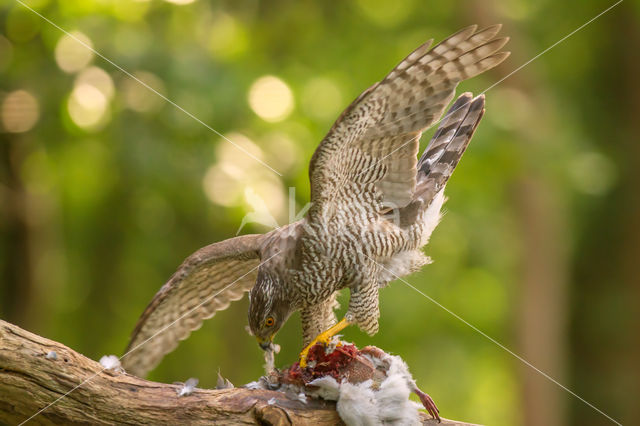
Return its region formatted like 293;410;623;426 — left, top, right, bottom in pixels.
0;320;474;425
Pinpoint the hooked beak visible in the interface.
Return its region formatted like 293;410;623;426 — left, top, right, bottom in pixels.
257;336;273;351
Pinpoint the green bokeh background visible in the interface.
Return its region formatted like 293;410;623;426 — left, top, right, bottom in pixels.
1;1;639;425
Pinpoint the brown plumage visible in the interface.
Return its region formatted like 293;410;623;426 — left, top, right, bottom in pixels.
122;25;509;378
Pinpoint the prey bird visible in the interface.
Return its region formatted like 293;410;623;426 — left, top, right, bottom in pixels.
123;24;509;377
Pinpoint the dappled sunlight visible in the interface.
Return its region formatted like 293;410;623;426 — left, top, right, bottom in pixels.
121;71;166;113
55;31;93;73
246;180;287;222
165;0;197;5
215;132;264;179
262;131;302;172
1;2;635;425
68;82;110;130
202;132;288;225
568;151;617;195
248;75;294;123
76;67;114;100
66;67;114;130
202;164;238;206
1;90;39;133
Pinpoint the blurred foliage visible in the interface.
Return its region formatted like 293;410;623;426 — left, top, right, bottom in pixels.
1;1;639;425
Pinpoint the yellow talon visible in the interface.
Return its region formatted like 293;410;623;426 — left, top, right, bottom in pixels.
299;318;352;368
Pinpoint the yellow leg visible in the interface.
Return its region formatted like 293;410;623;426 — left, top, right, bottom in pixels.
299;318;352;368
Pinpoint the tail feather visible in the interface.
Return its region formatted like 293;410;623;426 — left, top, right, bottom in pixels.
416;92;485;196
396;93;485;227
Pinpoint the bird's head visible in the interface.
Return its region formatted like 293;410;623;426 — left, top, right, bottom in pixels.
248;267;291;350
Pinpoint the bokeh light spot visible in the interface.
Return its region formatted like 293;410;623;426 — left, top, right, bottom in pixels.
244;181;286;225
568;151;617;195
248;76;294;123
75;67;114;101
263;132;301;172
122;71;166;113
1;90;40;133
215;132;264;179
203;132;265;207
55;31;94;73
164;0;197;5
202;132;287;226
203;165;237;206
68;83;109;130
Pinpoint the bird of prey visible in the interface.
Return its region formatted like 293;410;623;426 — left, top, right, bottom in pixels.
122;24;509;377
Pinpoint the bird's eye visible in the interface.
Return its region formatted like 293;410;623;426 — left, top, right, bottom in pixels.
265;317;275;327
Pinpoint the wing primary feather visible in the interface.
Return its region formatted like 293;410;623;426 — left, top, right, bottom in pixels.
308;24;508;216
121;234;263;378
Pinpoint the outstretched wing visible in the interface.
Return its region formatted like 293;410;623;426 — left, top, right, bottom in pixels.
122;234;263;377
308;24;509;217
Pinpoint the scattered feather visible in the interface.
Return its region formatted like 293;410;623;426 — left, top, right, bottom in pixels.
267;397;277;405
245;381;264;390
216;370;234;389
99;355;124;373
177;377;199;397
245;376;279;391
46;351;57;360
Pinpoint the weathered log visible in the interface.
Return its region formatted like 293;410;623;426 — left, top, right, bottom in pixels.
0;320;475;425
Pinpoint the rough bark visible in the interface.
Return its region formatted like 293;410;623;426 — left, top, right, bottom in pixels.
0;320;472;425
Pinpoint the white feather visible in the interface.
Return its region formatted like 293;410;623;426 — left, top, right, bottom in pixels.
377;364;421;425
419;189;445;246
99;355;123;373
177;377;199;396
308;376;341;400
337;380;379;426
380;250;430;284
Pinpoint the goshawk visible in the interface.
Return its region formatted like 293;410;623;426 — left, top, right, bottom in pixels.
123;24;509;376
